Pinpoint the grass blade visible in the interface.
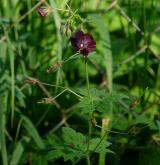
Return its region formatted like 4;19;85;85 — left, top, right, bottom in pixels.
10;141;24;165
7;36;15;127
0;93;8;165
48;0;63;91
22;115;45;149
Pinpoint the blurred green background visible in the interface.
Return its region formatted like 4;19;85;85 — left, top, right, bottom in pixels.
0;0;160;164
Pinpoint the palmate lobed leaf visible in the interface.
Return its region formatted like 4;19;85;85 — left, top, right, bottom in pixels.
89;138;112;154
45;150;63;162
46;127;112;162
78;96;96;114
78;88;105;114
45;127;86;162
45;127;113;162
45;143;85;162
78;88;129;114
61;149;84;162
62;127;86;150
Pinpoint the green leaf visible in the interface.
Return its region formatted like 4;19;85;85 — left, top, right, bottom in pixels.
48;127;87;162
62;150;84;162
47;127;113;162
78;88;104;114
10;136;30;165
7;34;15;127
134;114;151;124
0;93;8;165
78;96;95;114
96;92;129;113
10;141;24;165
89;138;112;154
50;143;84;162
22;115;45;149
32;153;48;165
15;87;26;107
62;127;86;149
78;88;129;114
108;92;129;102
113;116;130;131
45;150;63;161
149;34;160;57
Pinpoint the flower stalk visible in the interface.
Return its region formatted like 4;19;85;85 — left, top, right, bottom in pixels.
85;57;92;165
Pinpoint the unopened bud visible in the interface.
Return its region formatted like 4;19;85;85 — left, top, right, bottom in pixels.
46;61;63;73
37;6;53;17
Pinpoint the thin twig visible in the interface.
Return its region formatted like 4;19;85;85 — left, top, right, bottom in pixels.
116;5;144;36
25;77;60;109
118;44;148;65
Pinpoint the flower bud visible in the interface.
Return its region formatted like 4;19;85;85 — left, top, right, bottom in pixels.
37;6;52;17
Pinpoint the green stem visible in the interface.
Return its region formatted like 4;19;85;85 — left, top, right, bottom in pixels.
64;52;79;63
85;58;92;136
86;155;91;165
99;118;110;165
84;57;92;164
85;57;91;98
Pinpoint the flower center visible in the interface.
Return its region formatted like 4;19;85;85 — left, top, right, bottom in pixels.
80;43;84;48
79;39;88;49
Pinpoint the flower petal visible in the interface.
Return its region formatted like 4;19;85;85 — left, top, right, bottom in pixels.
70;30;96;56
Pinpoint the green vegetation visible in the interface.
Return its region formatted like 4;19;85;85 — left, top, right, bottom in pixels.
0;0;160;165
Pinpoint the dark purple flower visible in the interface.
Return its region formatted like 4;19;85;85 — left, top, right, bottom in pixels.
70;31;96;56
